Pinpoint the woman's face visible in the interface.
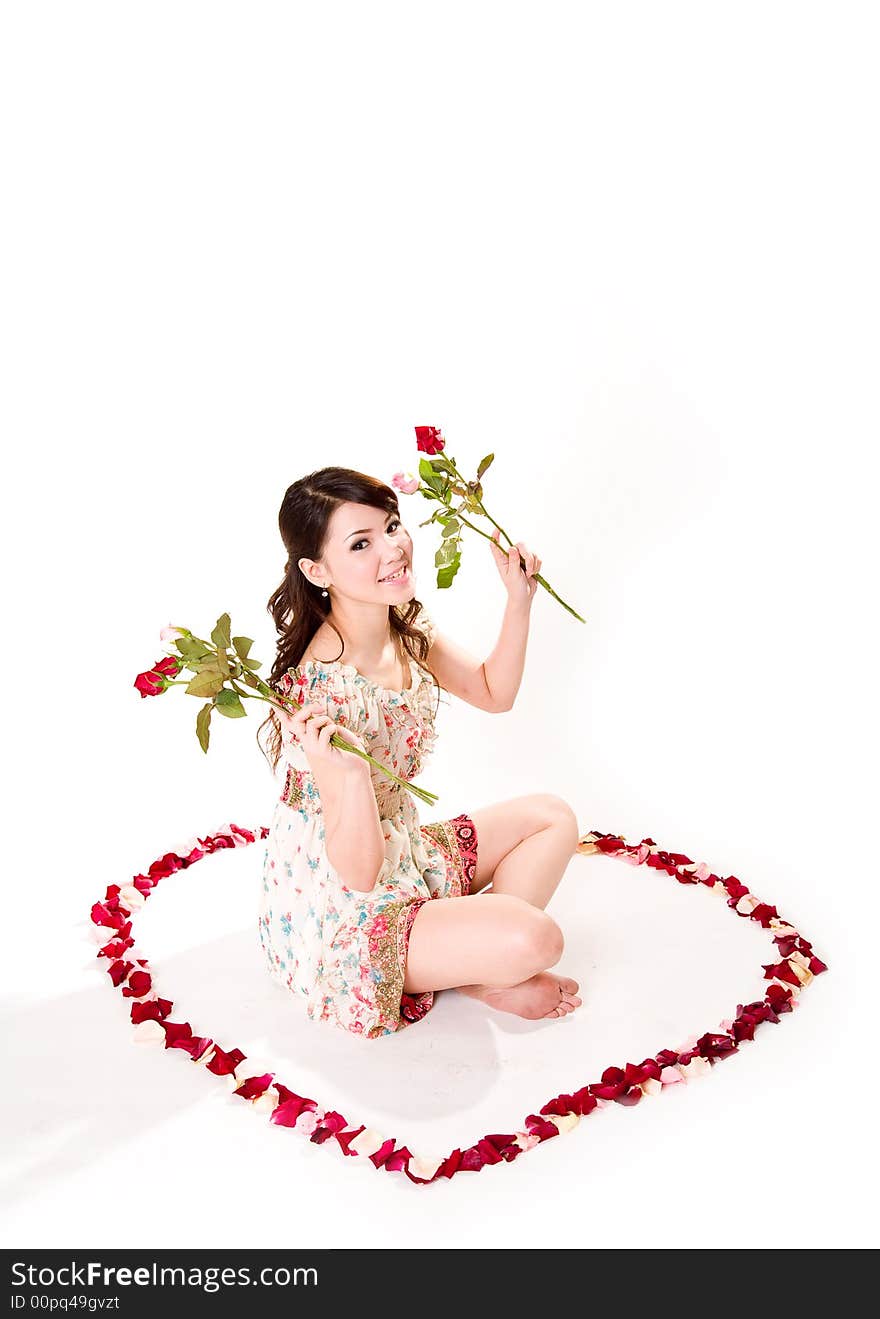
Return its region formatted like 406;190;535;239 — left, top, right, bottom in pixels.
302;501;415;603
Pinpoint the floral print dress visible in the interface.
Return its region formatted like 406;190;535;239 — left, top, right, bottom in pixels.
258;611;479;1040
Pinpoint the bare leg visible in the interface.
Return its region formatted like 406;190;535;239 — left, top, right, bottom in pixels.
401;892;581;1022
456;812;582;1017
486;815;580;910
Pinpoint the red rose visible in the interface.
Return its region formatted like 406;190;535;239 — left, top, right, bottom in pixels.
414;425;445;455
133;655;182;698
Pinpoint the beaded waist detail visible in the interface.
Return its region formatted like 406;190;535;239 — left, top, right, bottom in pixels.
280;764;324;816
280;761;410;820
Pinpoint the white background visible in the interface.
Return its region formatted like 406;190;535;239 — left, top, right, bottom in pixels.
2;1;877;1250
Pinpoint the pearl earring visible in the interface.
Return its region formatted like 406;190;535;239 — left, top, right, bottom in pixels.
321;589;328;597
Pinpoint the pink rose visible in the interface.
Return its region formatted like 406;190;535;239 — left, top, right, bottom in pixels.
391;471;420;495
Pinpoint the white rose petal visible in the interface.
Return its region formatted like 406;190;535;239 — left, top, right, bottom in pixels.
408;1153;443;1181
254;1086;281;1115
680;1056;712;1079
736;894;759;915
192;1046;218;1068
348;1128;385;1158
547;1112;580;1135
641;1076;663;1096
91;924;123;944
118;885;147;910
132;1020;166;1044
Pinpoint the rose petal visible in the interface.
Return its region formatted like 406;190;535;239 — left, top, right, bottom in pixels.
118;885;147;910
513;1131;541;1151
348;1127;385;1157
659;1066;684;1085
132;1020;166;1044
546;1112;580;1135
408;1153;443;1181
679;1056;712;1079
254;1086;282;1115
294;1109;326;1136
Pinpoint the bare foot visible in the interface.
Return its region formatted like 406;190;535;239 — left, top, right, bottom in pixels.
457;972;582;1020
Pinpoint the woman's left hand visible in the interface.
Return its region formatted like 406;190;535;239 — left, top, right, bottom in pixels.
490;527;542;605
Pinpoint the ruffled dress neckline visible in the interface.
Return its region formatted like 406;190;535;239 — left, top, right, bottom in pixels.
289;654;430;704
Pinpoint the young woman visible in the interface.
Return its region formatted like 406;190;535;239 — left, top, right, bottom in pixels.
257;466;582;1040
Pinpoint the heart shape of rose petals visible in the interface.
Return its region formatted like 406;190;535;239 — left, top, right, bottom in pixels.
89;823;827;1184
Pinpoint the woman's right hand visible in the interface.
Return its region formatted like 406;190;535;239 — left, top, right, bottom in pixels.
277;701;371;778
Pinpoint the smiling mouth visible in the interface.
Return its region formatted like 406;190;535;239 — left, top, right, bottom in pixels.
378;564;409;582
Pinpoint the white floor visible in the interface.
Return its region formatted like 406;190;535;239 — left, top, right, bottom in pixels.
2;798;864;1248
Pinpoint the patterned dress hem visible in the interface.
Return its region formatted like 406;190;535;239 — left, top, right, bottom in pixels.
362;811;480;1039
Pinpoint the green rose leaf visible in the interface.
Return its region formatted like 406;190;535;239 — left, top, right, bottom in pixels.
211;613;232;651
214;689;247;719
196;702;212;753
476;452;494;479
435;537;459;568
232;635;254;660
176;636;213;662
418;458;445;494
186;669;226;698
437;552;462;589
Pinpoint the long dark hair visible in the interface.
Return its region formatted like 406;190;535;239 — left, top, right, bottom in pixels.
257;466;441;775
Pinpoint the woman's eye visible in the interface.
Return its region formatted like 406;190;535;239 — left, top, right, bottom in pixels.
352;519;400;551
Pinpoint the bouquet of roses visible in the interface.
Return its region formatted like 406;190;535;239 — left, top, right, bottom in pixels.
392;425;586;621
133;614;441;806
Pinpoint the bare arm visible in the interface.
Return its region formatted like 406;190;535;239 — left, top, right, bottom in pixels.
425;597;532;712
482;598;532;711
279;699;385;894
312;762;385;894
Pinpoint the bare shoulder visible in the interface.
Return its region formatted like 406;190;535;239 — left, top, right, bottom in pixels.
295;623;343;667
